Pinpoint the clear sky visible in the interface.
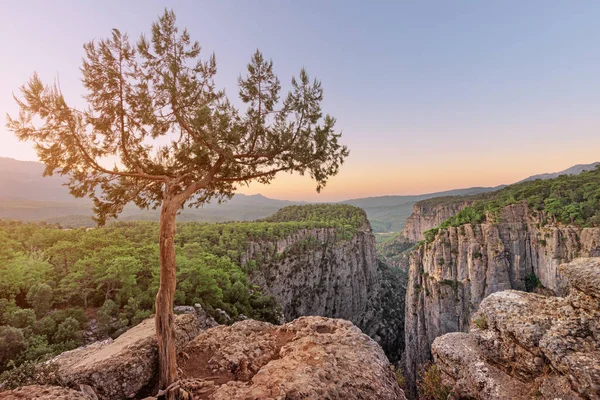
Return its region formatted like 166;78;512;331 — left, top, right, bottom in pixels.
2;0;600;201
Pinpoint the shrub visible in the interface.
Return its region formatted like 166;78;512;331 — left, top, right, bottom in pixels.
50;308;87;326
418;362;452;400
4;309;36;330
26;283;54;317
34;316;57;340
424;228;439;243
0;326;27;367
53;317;82;344
474;314;488;330
394;367;406;389
0;360;62;390
525;272;541;292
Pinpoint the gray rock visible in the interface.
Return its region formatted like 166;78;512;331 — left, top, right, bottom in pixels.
432;258;600;399
244;223;406;362
177;316;407;400
214;308;232;324
173;305;195;314
193;303;218;329
404;202;600;394
51;314;202;399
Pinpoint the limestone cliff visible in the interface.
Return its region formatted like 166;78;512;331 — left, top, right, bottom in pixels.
402;197;473;242
243;223;407;362
432;258;600;399
404;202;600;394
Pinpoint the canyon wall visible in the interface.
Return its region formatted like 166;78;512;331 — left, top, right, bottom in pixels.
244;223;407;362
404;202;600;394
402;198;473;242
432;257;600;399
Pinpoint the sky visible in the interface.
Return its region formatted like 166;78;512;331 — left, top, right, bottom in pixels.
1;0;600;201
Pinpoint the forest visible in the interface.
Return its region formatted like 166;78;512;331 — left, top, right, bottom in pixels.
0;204;366;378
420;166;600;243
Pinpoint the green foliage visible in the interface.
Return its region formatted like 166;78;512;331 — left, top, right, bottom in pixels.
0;204;360;373
26;284;54;317
438;166;600;229
266;204;365;225
375;232;415;268
34;317;57;339
0;360;62;391
525;272;542;292
0;326;27;367
53;317;82;345
418;363;452;400
424;228;439;243
474;314;488;330
5;309;36;330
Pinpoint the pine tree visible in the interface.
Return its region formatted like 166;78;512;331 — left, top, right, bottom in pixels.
7;9;348;395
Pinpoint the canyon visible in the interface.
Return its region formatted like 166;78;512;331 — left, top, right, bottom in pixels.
244;220;407;362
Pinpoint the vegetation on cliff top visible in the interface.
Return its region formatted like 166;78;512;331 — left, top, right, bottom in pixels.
0;204;363;375
421;166;600;243
265;204;367;228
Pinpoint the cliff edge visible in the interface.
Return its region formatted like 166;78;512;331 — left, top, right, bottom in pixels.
432;257;600;399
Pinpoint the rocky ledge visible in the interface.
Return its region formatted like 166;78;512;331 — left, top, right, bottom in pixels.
432;257;600;400
1;316;405;400
51;313;203;399
174;316;405;400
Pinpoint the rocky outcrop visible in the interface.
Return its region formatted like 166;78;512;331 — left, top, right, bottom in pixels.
432;258;600;399
245;223;407;362
404;202;600;394
51;314;201;399
402;198;473;242
176;316;406;399
9;317;406;399
0;385;91;400
245;226;377;323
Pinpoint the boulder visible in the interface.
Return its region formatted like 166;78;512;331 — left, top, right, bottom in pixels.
432;257;600;400
52;314;201;399
176;316;406;399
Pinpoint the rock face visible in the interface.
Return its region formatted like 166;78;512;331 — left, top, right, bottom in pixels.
402;198;473;242
432;258;600;399
177;316;407;400
245;223;407;362
0;385;91;400
51;314;201;399
246;226;377;323
404;202;600;394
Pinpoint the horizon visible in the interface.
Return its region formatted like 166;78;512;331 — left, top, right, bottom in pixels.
3;1;600;201
2;155;597;203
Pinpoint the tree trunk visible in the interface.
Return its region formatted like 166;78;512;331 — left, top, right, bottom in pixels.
156;198;179;393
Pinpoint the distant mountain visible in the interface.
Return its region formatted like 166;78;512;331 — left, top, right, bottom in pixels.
0;157;83;203
340;187;502;232
517;162;600;183
0;157;304;227
1;157;597;230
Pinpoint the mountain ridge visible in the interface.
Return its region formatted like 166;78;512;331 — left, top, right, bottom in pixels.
1;157;597;230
